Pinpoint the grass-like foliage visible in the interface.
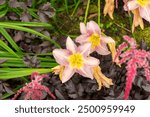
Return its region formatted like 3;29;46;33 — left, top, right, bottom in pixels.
115;35;150;99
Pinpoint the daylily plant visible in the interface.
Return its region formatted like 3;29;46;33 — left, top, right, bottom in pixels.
75;21;117;62
103;0;115;19
52;37;113;90
124;0;150;32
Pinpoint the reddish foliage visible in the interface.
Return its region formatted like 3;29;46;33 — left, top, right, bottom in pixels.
12;72;56;100
115;35;150;99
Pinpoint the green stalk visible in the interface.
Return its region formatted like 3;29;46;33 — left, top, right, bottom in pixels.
71;0;80;17
64;0;69;14
129;15;135;38
84;0;90;23
74;0;77;4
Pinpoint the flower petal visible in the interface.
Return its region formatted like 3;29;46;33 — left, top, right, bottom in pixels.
66;36;77;53
101;36;115;43
107;42;118;63
53;49;69;65
77;43;91;56
75;35;89;44
93;66;113;90
80;22;87;34
77;65;93;79
96;45;110;55
103;0;114;19
132;9;144;32
61;66;75;83
139;6;150;22
87;21;101;34
84;57;100;66
126;0;139;10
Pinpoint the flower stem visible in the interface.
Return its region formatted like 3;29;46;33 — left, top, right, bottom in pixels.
71;0;80;17
64;0;69;14
84;0;90;23
98;0;100;26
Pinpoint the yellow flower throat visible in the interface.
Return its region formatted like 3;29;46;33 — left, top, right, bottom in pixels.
137;0;150;7
68;53;84;69
88;34;100;49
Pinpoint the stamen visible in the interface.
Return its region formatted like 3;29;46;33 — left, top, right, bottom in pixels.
88;34;101;49
68;53;84;69
137;0;150;7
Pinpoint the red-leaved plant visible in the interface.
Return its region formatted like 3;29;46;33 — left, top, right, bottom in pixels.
115;35;150;99
12;72;56;100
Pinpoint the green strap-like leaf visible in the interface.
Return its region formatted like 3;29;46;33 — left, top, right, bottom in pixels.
0;68;53;79
0;40;20;58
1;22;53;27
0;28;22;54
0;22;61;48
0;8;8;18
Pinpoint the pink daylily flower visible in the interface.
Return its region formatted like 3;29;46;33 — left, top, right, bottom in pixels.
75;21;117;62
52;37;100;83
125;0;150;31
126;0;150;22
76;21;115;55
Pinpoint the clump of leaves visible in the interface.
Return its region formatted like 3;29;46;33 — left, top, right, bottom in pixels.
115;35;150;99
23;55;41;68
38;2;55;22
0;81;14;98
12;72;56;100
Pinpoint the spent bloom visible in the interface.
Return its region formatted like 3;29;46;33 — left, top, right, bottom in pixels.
12;72;56;100
52;37;113;90
103;0;115;19
124;0;150;32
115;35;150;100
75;21;117;62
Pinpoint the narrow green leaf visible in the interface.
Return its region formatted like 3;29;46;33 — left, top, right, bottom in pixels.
0;8;8;18
0;62;57;68
0;51;23;57
0;28;22;54
0;63;26;67
0;68;53;79
0;23;61;48
27;9;39;19
64;0;69;14
1;85;22;100
71;0;80;17
9;8;22;15
1;92;14;100
0;68;27;73
0;57;22;61
2;22;53;28
0;3;7;9
0;40;20;58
